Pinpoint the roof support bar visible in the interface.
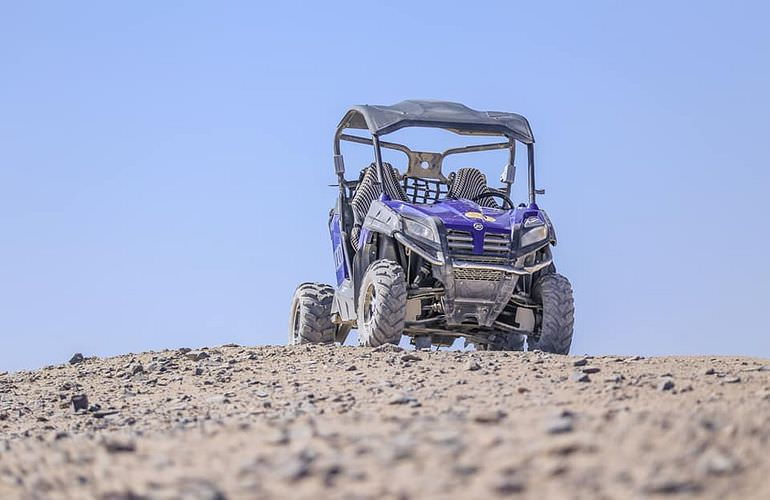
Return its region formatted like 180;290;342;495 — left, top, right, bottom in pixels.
528;144;536;205
372;134;385;186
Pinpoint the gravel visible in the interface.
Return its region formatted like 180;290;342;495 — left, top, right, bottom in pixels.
0;345;767;499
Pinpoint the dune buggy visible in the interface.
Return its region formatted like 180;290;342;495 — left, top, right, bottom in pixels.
289;100;574;353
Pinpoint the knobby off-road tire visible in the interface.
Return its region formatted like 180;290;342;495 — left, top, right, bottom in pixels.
288;283;336;345
482;333;526;352
357;260;407;347
529;273;574;354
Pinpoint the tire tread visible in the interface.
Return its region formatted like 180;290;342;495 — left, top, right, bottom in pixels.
288;282;336;344
530;273;574;354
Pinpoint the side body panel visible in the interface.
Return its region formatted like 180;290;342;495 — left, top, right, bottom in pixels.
329;213;346;286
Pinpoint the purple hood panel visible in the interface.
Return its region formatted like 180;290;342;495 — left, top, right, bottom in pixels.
384;198;524;233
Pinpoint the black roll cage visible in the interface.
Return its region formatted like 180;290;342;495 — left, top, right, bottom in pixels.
332;126;539;206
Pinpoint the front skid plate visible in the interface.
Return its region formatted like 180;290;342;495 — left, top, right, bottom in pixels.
432;267;519;327
402;325;531;349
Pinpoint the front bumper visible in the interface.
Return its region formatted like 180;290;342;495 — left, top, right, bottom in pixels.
453;253;553;276
394;224;552;327
434;245;552;327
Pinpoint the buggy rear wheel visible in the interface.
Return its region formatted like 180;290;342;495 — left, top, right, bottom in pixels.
529;273;574;354
288;283;336;345
479;332;525;351
357;260;407;347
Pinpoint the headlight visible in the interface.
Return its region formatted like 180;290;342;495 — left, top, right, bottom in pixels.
403;218;438;243
523;216;544;228
520;224;548;246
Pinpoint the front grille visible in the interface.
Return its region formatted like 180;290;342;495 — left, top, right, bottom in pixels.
447;229;474;254
453;267;505;281
483;232;510;256
446;229;511;257
456;255;508;264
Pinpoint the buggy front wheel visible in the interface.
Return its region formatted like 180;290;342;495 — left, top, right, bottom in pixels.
529;273;574;354
357;260;407;347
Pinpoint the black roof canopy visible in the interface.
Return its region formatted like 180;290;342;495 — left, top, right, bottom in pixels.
337;100;534;144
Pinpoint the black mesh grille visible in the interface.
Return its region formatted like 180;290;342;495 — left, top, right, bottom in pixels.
402;177;449;204
453;268;505;281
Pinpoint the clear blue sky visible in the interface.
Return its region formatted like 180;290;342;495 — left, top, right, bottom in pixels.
2;1;769;371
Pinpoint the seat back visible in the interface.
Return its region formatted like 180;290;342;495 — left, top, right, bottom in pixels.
447;167;500;208
349;163;406;250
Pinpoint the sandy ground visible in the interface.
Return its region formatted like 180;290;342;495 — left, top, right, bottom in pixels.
1;345;769;499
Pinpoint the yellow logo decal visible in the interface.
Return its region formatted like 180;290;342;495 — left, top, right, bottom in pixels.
464;211;496;222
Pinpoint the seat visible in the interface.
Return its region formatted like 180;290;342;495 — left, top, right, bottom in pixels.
447;167;500;208
349;163;407;251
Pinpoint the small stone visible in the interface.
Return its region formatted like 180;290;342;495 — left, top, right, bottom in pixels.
572;358;588;367
698;451;739;476
92;410;120;419
472;410;507;424
372;344;404;353
102;436;136;453
186;351;209;361
466;360;481;371
704;367;716;375
194;367;204;376
401;353;422;362
345;365;357;371
658;379;675;391
546;413;575;434
493;475;526;494
582;366;600;374
389;394;417;405
642;478;700;494
517;387;530;394
571;372;590;382
69;353;85;365
178;347;192;354
71;394;89;411
453;464;479;477
279;456;312;482
723;376;741;384
131;364;144;376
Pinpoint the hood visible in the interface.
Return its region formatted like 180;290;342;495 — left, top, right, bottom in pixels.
383;198;515;234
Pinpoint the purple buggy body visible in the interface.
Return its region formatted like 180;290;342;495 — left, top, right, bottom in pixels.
290;100;574;353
